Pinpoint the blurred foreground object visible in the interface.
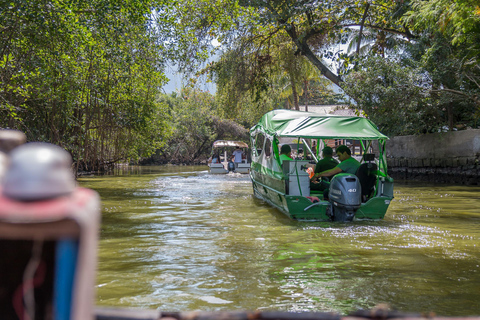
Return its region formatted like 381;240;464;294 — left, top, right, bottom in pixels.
2;142;76;201
0;129;26;183
0;140;100;320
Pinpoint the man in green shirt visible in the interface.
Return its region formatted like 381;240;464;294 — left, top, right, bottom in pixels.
312;145;361;199
314;146;339;175
279;144;293;164
313;145;361;179
310;146;339;191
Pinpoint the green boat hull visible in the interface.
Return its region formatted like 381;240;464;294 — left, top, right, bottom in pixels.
249;110;395;222
251;171;393;221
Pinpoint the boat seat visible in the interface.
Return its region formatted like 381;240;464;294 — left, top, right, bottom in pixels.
355;162;378;202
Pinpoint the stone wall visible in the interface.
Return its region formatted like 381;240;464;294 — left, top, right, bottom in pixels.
385;129;480;185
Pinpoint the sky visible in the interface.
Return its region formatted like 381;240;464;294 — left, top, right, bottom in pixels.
162;66;182;94
162;40;220;94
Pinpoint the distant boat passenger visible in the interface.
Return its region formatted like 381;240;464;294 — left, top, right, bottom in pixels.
232;146;243;163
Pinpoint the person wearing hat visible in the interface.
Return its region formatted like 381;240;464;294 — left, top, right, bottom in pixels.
310;146;339;191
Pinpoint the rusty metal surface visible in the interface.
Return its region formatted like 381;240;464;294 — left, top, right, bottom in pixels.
95;308;480;320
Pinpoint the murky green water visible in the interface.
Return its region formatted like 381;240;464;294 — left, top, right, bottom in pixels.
78;166;480;316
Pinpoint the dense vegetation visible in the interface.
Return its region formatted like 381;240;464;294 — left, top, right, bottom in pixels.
1;0;173;172
173;0;480;134
1;0;479;171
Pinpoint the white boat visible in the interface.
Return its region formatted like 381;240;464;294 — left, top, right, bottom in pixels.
208;140;250;174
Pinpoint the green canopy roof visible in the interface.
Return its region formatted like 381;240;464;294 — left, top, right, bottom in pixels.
251;109;388;140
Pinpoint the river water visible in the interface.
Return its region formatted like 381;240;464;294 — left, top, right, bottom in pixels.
78;166;480;316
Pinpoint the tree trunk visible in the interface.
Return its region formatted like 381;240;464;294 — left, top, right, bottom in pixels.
447;103;454;131
304;80;309;112
284;24;342;87
291;79;299;110
356;3;370;56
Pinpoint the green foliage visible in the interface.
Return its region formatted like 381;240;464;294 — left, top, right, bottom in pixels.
210;29;345;123
172;0;422;126
343;57;436;136
155;89;248;164
227;0;479;133
344;32;480;135
402;0;480;127
210;41;284;125
0;0;171;172
404;0;480;58
159;0;257;76
3;0;479;168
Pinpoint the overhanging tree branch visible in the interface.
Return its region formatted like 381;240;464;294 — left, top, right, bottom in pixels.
284;23;342;86
431;88;480;107
357;3;370;56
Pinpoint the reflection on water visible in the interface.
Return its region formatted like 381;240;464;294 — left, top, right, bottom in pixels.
78;166;480;316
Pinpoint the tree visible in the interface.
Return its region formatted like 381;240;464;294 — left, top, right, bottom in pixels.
342;57;435;136
402;0;480;127
157;0;479;136
0;0;172;173
208;35;285;123
276;42;304;110
403;0;480;58
155;89;248;164
169;0;416;87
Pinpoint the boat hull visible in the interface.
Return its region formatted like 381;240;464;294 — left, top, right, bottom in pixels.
209;162;250;174
250;171;392;221
235;163;250;174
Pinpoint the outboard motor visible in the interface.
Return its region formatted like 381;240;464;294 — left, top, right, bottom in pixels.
328;173;362;222
227;160;235;172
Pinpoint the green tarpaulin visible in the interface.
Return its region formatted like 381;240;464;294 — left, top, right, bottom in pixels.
250;109;388;141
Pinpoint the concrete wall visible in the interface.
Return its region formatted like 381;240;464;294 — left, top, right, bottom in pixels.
385;129;480;184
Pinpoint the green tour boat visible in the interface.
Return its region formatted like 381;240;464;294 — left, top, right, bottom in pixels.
249;109;394;222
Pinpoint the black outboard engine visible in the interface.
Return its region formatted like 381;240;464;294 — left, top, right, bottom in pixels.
328;173;362;222
227;160;235;172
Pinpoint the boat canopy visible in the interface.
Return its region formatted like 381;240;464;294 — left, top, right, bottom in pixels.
250;109;388;141
250;109;390;177
212;140;249;148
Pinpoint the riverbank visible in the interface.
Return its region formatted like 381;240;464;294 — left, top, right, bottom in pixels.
129;129;480;184
386;129;480;184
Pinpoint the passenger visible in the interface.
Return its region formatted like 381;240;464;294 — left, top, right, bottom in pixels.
313;145;360;179
279;144;293;164
232;146;243;163
208;152;221;164
310;146;339;191
246;149;252;163
312;145;361;198
212;153;221;164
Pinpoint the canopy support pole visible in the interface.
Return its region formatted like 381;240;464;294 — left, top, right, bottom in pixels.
301;138;318;163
